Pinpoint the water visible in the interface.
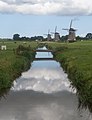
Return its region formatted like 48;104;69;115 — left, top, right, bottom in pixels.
12;60;74;93
0;47;91;120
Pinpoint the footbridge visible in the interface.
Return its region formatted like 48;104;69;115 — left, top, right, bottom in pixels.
35;49;54;61
35;49;53;52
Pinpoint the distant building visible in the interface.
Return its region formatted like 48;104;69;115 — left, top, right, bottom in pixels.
52;26;60;41
54;32;60;41
68;28;76;42
47;34;52;41
1;45;7;50
62;19;77;42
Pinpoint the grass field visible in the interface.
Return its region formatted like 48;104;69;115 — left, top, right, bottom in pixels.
0;41;38;49
47;40;92;112
0;41;38;97
0;40;92;112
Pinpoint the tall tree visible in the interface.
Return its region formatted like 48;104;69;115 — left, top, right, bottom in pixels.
86;33;92;39
13;34;20;40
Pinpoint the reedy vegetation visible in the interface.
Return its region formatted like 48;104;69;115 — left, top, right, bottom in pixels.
0;41;37;97
47;41;92;113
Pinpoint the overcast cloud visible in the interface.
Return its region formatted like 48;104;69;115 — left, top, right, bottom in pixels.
0;0;92;15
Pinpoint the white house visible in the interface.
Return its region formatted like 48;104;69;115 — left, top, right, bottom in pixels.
1;45;7;50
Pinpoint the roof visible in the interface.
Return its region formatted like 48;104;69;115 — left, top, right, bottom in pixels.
69;28;76;31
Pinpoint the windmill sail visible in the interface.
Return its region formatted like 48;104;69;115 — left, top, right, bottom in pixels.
70;20;73;29
55;26;57;33
62;28;69;31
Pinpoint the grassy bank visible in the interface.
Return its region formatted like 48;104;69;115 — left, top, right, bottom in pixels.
0;41;37;97
47;41;92;112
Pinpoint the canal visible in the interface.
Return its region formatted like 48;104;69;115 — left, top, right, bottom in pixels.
0;47;91;120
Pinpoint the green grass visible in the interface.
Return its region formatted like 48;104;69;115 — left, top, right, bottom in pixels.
0;41;38;97
0;41;38;50
1;40;92;112
47;41;92;112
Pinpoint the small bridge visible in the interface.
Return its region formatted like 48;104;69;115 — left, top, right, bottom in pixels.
34;48;54;61
35;58;54;61
35;49;53;52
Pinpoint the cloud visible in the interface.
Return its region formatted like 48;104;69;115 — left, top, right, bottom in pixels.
0;0;92;15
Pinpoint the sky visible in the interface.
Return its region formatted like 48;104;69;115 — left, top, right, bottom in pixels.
0;0;92;38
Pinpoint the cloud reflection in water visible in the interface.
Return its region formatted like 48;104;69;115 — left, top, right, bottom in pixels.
12;60;76;93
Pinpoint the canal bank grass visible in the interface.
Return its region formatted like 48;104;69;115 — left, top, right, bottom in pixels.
0;41;38;97
47;41;92;112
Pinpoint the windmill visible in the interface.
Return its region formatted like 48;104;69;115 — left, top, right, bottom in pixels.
62;19;77;42
44;29;52;41
51;26;60;41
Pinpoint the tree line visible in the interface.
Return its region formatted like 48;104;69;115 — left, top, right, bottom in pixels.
13;33;92;41
13;34;44;41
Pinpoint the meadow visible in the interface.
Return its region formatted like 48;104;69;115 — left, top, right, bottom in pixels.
0;40;92;112
47;40;92;112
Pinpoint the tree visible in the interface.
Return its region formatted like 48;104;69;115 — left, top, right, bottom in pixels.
60;35;68;42
13;34;20;40
76;36;81;41
30;36;44;41
86;33;92;39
